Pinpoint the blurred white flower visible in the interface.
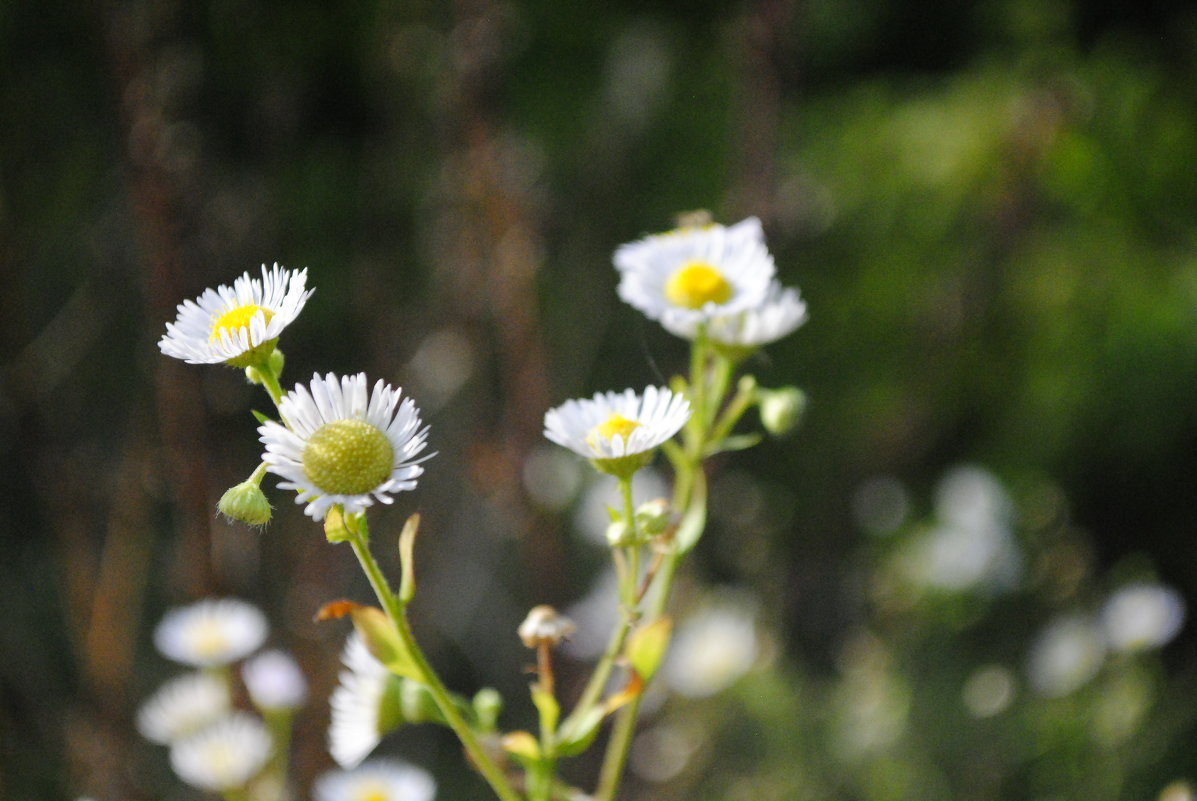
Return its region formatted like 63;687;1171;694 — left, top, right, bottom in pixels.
961;664;1017;718
662;592;758;698
1026;614;1106;697
900;465;1021;593
614;217;776;334
662;280;808;348
169;713;272;792
242;649;307;711
313;758;436;801
136;672;231;745
1101;582;1186;653
329;633;393;769
153;598;268;668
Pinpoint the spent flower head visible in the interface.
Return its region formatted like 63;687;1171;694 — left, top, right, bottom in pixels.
154;598;268;668
168;713;273;793
259;373;431;521
543;386;690;477
614;217;776;334
159;264;312;368
313;758;437;801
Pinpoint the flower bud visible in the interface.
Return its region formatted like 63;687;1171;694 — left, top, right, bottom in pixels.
634;498;671;537
518;605;576;649
473;687;503;732
759;386;806;436
606;519;634;548
218;480;272;526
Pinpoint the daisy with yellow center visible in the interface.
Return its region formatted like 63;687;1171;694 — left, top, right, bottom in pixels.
259;373;431;521
313;758;436;801
153;598;268;668
544;386;690;476
159;263;312;367
328;633;397;769
614;217;776;334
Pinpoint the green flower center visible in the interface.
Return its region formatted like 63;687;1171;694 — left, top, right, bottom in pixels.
664;261;733;309
586;413;641;451
302;418;394;496
210;304;274;342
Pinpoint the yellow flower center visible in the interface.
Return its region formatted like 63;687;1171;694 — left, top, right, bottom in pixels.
190;619;229;660
354;786;389;801
586;413;642;451
664;261;733;309
210;304;274;342
302;419;394;496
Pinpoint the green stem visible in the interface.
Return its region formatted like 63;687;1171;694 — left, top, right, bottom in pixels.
709;376;758;445
347;526;523;801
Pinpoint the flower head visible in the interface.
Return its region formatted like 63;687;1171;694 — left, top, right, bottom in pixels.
662;280;808;348
137;672;231;744
242;649;308;711
259;373;431;521
154;598;268;668
614;217;776;333
169;713;272;792
543;387;690;477
159;264;312;367
329;632;398;769
313;758;436;801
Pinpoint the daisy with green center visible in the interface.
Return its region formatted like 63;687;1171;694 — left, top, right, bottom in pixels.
313;758;437;801
662;279;808;350
169;713;273;793
259;373;431;521
159;263;312;368
543;386;690;477
153;598;268;668
614;217;776;334
136;671;232;744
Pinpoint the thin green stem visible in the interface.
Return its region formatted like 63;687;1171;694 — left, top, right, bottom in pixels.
709;376;758;445
347;526;523;801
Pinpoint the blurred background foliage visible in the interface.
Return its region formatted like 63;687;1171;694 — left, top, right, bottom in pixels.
3;0;1197;798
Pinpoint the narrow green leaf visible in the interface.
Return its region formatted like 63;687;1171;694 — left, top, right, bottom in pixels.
626;617;673;683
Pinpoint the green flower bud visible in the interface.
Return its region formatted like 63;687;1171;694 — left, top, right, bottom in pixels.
759;387;806;436
472;687;503;732
606;519;634;548
634;498;671;537
218;479;272;526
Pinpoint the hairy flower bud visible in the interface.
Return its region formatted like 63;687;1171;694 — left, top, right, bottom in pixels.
218;480;272;526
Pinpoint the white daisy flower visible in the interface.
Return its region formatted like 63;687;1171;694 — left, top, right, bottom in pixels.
169;713;273;792
662;280;808;348
136;671;231;744
614;217;776;333
159;264;313;367
259;373;432;521
313;758;436;801
543;386;690;476
154;598;268;668
329;633;397;769
242;649;308;711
